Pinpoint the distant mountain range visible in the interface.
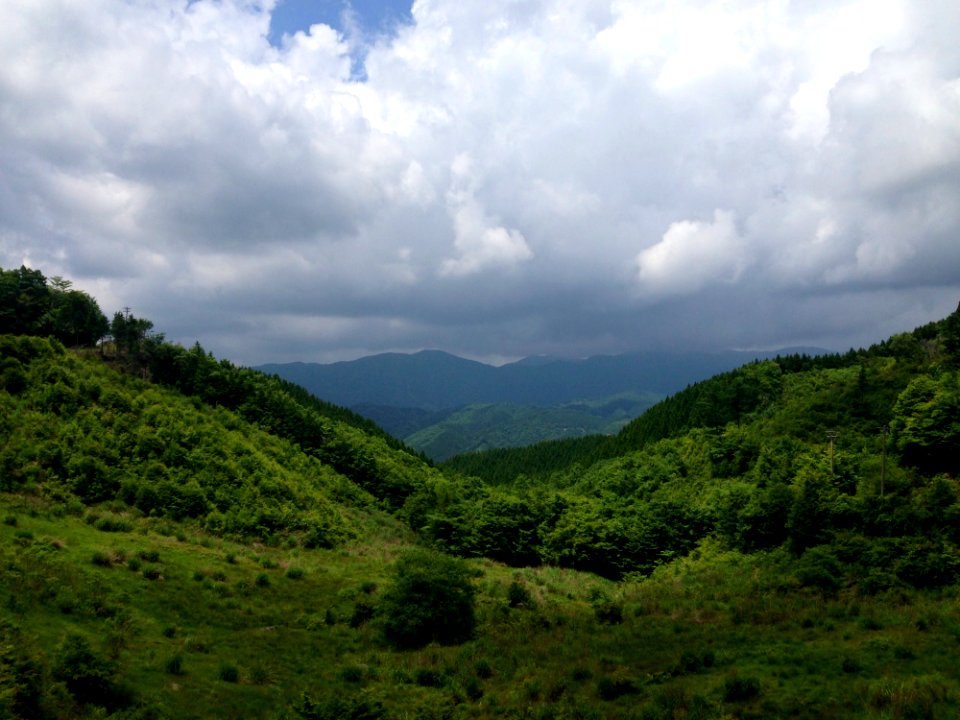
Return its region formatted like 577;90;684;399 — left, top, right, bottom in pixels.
255;348;825;459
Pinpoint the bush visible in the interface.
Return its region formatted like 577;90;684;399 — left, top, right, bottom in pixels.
285;566;305;580
164;655;184;675
597;675;637;700
52;634;121;706
414;668;443;687
339;665;365;683
349;601;375;628
723;675;760;702
594;601;624;625
380;548;476;650
217;662;239;683
507;581;533;608
796;546;843;595
94;517;131;533
474;659;493;679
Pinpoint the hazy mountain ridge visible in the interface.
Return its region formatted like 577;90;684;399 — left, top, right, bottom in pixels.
256;347;822;411
257;348;821;457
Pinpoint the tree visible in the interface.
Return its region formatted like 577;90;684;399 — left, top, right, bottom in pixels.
891;373;960;475
380;549;476;649
50;289;109;346
52;634;120;707
111;309;154;356
0;265;50;335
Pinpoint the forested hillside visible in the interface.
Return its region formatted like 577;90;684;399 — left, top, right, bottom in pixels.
257;349;790;457
2;264;960;719
429;305;960;582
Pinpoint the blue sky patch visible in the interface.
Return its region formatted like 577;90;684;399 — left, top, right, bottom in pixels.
268;0;413;46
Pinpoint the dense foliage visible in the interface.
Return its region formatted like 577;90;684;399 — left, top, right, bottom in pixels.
427;304;960;585
0;335;372;546
379;548;476;649
0;265;108;347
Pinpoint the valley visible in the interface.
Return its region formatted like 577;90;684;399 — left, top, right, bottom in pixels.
2;264;960;719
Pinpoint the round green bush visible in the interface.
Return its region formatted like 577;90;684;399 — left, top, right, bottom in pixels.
380;548;476;650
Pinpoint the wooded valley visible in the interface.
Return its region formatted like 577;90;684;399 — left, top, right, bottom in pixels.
2;263;960;719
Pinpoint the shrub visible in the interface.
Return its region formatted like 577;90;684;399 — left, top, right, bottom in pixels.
597;675;637;700
52;634;120;706
164;655;184;675
255;572;270;588
594;602;624;625
218;662;239;683
380;549;476;650
571;666;593;682
339;665;365;683
474;659;493;679
723;675;760;702
796;546;843;595
285;566;305;580
91;551;112;567
465;676;484;701
414;668;443;687
842;657;862;674
94;517;131;533
137;549;160;563
349;601;375;628
507;581;533;608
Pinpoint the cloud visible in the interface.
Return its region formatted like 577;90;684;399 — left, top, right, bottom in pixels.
439;154;533;276
637;210;748;296
0;0;958;364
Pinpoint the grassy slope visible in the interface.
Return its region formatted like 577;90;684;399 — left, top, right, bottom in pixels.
2;496;958;719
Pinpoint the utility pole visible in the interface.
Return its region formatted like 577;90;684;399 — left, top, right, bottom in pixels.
879;426;889;497
826;430;839;476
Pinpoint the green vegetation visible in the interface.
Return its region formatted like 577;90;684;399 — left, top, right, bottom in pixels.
2;265;960;718
380;548;476;649
403;395;658;461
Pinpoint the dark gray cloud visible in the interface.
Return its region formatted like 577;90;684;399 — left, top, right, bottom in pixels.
1;0;958;365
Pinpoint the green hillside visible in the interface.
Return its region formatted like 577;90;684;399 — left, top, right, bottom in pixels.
403;394;659;461
2;264;960;719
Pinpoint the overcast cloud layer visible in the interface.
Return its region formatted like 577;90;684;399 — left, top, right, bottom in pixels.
2;0;959;364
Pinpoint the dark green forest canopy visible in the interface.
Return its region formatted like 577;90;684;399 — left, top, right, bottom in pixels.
0;265;108;347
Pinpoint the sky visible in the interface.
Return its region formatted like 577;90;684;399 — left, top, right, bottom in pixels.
1;0;959;365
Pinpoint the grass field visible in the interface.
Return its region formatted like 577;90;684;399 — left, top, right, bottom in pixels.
3;491;958;719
